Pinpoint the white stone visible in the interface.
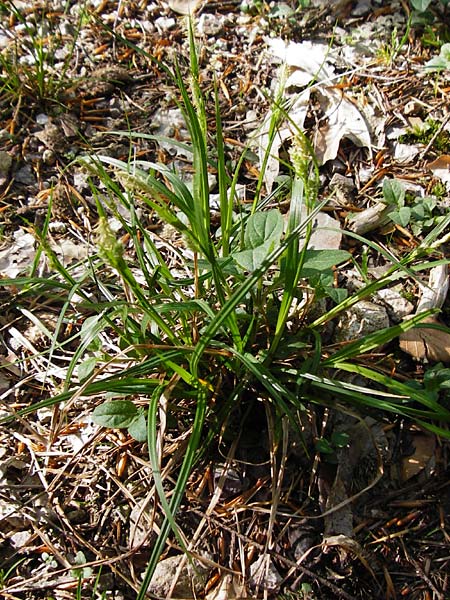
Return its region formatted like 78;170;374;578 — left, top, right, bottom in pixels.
333;300;389;343
304;211;342;251
376;288;414;320
147;554;210;599
154;16;176;32
249;555;282;592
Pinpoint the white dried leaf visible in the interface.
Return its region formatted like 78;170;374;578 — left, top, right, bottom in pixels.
260;37;372;187
315;89;372;164
258;90;310;193
0;229;36;277
167;0;203;14
416;264;449;313
50;238;88;265
265;38;335;84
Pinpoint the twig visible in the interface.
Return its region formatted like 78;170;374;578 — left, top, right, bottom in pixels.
190;507;358;600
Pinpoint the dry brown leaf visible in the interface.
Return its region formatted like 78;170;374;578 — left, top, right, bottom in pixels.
427;154;450;190
401;432;436;482
427;154;450;172
399;317;450;363
205;574;248;600
315;89;372;164
322;535;375;577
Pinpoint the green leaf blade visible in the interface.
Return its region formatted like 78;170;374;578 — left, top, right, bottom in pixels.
128;410;148;442
244;209;284;249
301;249;350;275
92;400;138;429
383;177;405;206
232;209;283;271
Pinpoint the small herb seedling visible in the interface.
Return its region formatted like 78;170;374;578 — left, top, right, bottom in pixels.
92;399;148;442
382;177;445;236
399;118;450;153
316;431;350;463
425;42;450;70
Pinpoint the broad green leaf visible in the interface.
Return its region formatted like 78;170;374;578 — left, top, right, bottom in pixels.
301;249;350;275
92;399;138;429
269;3;295;17
78;357;97;383
316;438;334;454
244;209;283;249
331;431;350;448
128;410;148;442
425;44;450;71
232;240;274;272
391;206;411;227
233;209;283;271
411;204;426;220
325;286;348;304
410;0;432;10
382;177;405;206
423;196;437;212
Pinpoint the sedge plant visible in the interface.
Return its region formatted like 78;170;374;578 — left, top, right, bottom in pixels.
2;19;450;598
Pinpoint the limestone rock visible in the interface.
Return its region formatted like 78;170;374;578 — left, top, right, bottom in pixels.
147;554;211;599
333;300;389;343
